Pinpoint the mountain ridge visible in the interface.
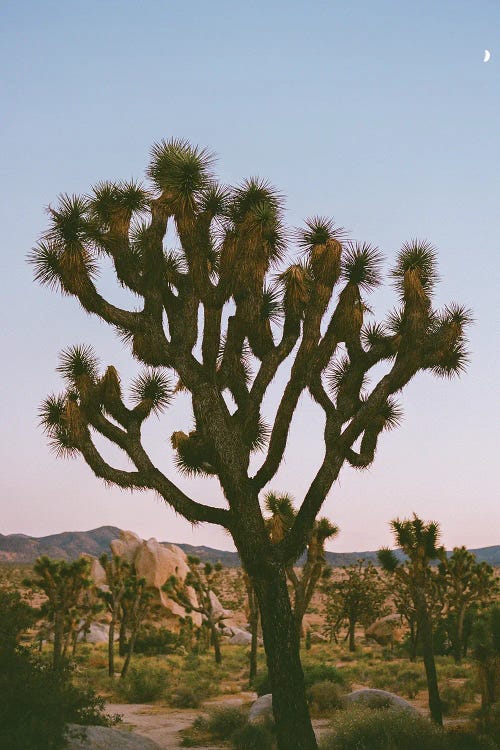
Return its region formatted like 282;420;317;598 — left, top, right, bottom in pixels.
0;526;499;567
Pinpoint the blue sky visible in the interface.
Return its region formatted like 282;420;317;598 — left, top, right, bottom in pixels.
1;1;499;551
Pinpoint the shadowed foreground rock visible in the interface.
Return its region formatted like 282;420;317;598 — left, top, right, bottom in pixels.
66;724;162;749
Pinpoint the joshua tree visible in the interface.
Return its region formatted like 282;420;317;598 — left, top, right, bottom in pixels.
31;139;470;750
25;557;91;669
165;557;226;664
323;560;386;651
265;491;338;636
378;515;446;725
437;546;497;664
98;554;130;677
243;570;260;683
119;576;153;678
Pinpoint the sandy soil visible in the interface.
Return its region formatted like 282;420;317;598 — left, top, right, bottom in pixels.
108;694;331;750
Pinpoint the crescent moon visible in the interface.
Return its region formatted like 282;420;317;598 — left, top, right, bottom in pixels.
484;49;491;62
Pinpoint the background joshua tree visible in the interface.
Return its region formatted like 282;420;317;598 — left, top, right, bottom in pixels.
322;560;386;651
119;576;153;679
31;138;470;750
164;557;226;664
264;491;338;636
25;557;92;669
437;546;498;664
98;553;130;677
378;515;446;725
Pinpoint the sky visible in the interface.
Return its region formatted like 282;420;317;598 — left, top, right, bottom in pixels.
1;0;499;553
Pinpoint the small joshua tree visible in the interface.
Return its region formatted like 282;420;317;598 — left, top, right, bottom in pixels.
164;557;226;664
437;546;497;664
323;560;386;651
31;139;471;750
98;553;130;677
25;557;92;669
378;515;445;725
265;491;338;636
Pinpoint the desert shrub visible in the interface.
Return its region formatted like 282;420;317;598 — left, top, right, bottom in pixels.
0;648;118;750
254;664;345;697
308;681;344;715
319;705;446;750
231;723;274;750
118;663;169;702
133;626;178;655
441;682;476;716
169;684;204;708
304;664;346;688
205;706;248;739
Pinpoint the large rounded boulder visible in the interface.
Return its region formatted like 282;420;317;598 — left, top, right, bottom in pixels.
65;725;161;749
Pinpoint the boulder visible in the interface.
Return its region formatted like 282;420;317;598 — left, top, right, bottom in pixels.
365;614;405;646
208;589;232;620
65;725;161;749
77;622;115;644
110;530;142;563
228;628;253;645
81;555;107;587
342;688;418;713
249;693;273;724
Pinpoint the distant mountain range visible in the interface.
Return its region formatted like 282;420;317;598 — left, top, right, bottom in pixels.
0;526;499;567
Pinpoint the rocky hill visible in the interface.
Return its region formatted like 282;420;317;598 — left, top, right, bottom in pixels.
1;526;498;567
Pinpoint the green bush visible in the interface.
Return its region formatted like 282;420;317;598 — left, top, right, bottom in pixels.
319;706;446;750
169;684;204;708
308;681;344;715
133;626;178;655
118;663;169;702
253;663;345;697
205;706;248;739
0;648;118;750
231;723;274;750
441;682;476;716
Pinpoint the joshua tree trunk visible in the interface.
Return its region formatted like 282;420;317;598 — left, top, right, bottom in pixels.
348;618;356;652
417;597;442;725
210;621;222;665
409;620;419;662
119;618;128;657
453;606;467;665
53;614;65;669
108;615;116;678
121;629;138;679
245;573;260;684
253;566;318;750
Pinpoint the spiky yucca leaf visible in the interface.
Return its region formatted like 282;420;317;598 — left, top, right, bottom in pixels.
261;284;283;324
147;139;214;211
440;302;473;328
342;242;383;291
28;241;63;292
326;355;351;393
429;342;469;379
229;177;283;224
45;194;90;249
130;369;172;415
386;307;405;335
264;491;295;519
314;517;339;543
57;345;100;385
379;397;403;431
39;393;67;430
377;547;399;572
171;430;216;476
199;182;230;219
249;417;270;452
296;216;346;251
361;322;389;348
391;239;439;298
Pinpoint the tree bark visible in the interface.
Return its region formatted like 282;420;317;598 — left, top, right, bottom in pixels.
210;622;222;665
348;619;356;652
53;614;64;669
119;618;128;657
418;600;442;725
108;616;116;678
253;565;318;750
